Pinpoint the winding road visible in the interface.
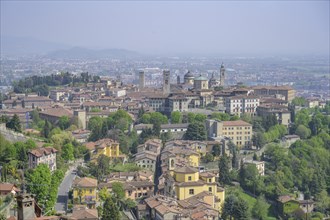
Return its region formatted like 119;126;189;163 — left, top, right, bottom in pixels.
55;165;77;213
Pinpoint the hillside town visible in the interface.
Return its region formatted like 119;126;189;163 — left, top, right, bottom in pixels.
0;65;329;220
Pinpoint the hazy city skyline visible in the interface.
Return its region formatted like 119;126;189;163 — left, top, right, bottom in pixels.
1;1;329;56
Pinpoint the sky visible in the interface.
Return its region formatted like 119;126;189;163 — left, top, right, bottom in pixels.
1;1;329;56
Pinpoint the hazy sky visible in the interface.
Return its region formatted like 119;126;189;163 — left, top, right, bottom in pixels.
1;1;329;55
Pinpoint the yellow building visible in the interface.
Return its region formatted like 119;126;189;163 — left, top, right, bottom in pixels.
170;166;225;211
94;138;120;157
72;177;98;208
206;119;252;148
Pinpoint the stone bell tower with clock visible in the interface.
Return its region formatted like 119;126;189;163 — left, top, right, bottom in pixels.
163;70;171;94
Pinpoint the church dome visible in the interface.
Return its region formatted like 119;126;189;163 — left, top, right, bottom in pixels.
184;71;194;78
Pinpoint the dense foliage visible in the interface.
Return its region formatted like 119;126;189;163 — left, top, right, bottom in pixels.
12;72;99;95
184;122;207;141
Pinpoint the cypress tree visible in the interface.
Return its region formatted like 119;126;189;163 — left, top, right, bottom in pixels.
102;197;120;220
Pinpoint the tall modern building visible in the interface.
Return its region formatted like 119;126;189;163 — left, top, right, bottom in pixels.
220;63;225;86
163;70;171;94
139;70;145;89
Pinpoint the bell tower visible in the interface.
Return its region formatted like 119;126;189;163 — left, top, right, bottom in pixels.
220;63;225;86
163;70;171;94
139;70;145;89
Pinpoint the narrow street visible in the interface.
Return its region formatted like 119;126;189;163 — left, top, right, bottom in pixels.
153;155;162;195
55;164;79;213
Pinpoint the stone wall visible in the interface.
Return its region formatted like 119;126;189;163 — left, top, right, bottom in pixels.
0;123;27;142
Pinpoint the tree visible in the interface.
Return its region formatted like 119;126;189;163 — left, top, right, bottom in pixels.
309;114;323;136
112;182;125;200
43;120;51;138
152;121;161;137
240;113;252;123
219;155;231;185
295;124;311;139
184;122;206;141
315;190;330;214
88;116;104;141
99;187;111;202
221;195;249;220
194;114;207;123
137;106;145;119
295;109;311;127
0;213;6;220
94;155;111;181
202;153;214;163
211;112;230;121
102;197;120;220
62;143;74;161
234;199;250;220
58;116;70;130
26;164;51;208
212;144;221;157
221;194;237;220
228;141;238;169
171;111;182;124
6;114;21;132
292;97;307;106
262;115;278;131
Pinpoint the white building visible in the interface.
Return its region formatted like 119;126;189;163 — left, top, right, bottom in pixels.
134;151;158;172
244;160;265;176
28;147;58;172
225;95;260;115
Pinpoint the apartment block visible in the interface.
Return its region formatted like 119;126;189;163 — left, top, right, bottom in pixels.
206;119;252;148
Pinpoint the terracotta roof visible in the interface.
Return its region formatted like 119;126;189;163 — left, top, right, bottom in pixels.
71;209;98;219
73;177;97;188
176;180;215;187
23;96;52;101
29;147;58;157
199;172;215;178
39;107;73;118
252;85;294;91
0;183;15;192
145;198;162;208
223;120;252;127
94;138;119;149
175;166;198;174
278;195;295;203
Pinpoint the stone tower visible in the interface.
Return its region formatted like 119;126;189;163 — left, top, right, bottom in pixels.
220;63;225;86
16;193;41;220
139;70;145;89
74;110;86;129
163;70;171;94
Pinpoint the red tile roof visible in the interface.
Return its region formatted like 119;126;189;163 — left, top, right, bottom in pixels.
28;147;58;157
223;120;252;127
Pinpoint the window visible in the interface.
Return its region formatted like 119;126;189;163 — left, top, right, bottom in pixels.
188;176;192;181
209;187;212;192
189;189;194;195
209;179;212;183
89;189;92;193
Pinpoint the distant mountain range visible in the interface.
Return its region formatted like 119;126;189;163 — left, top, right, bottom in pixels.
0;36;140;59
46;47;140;59
1;36;69;56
